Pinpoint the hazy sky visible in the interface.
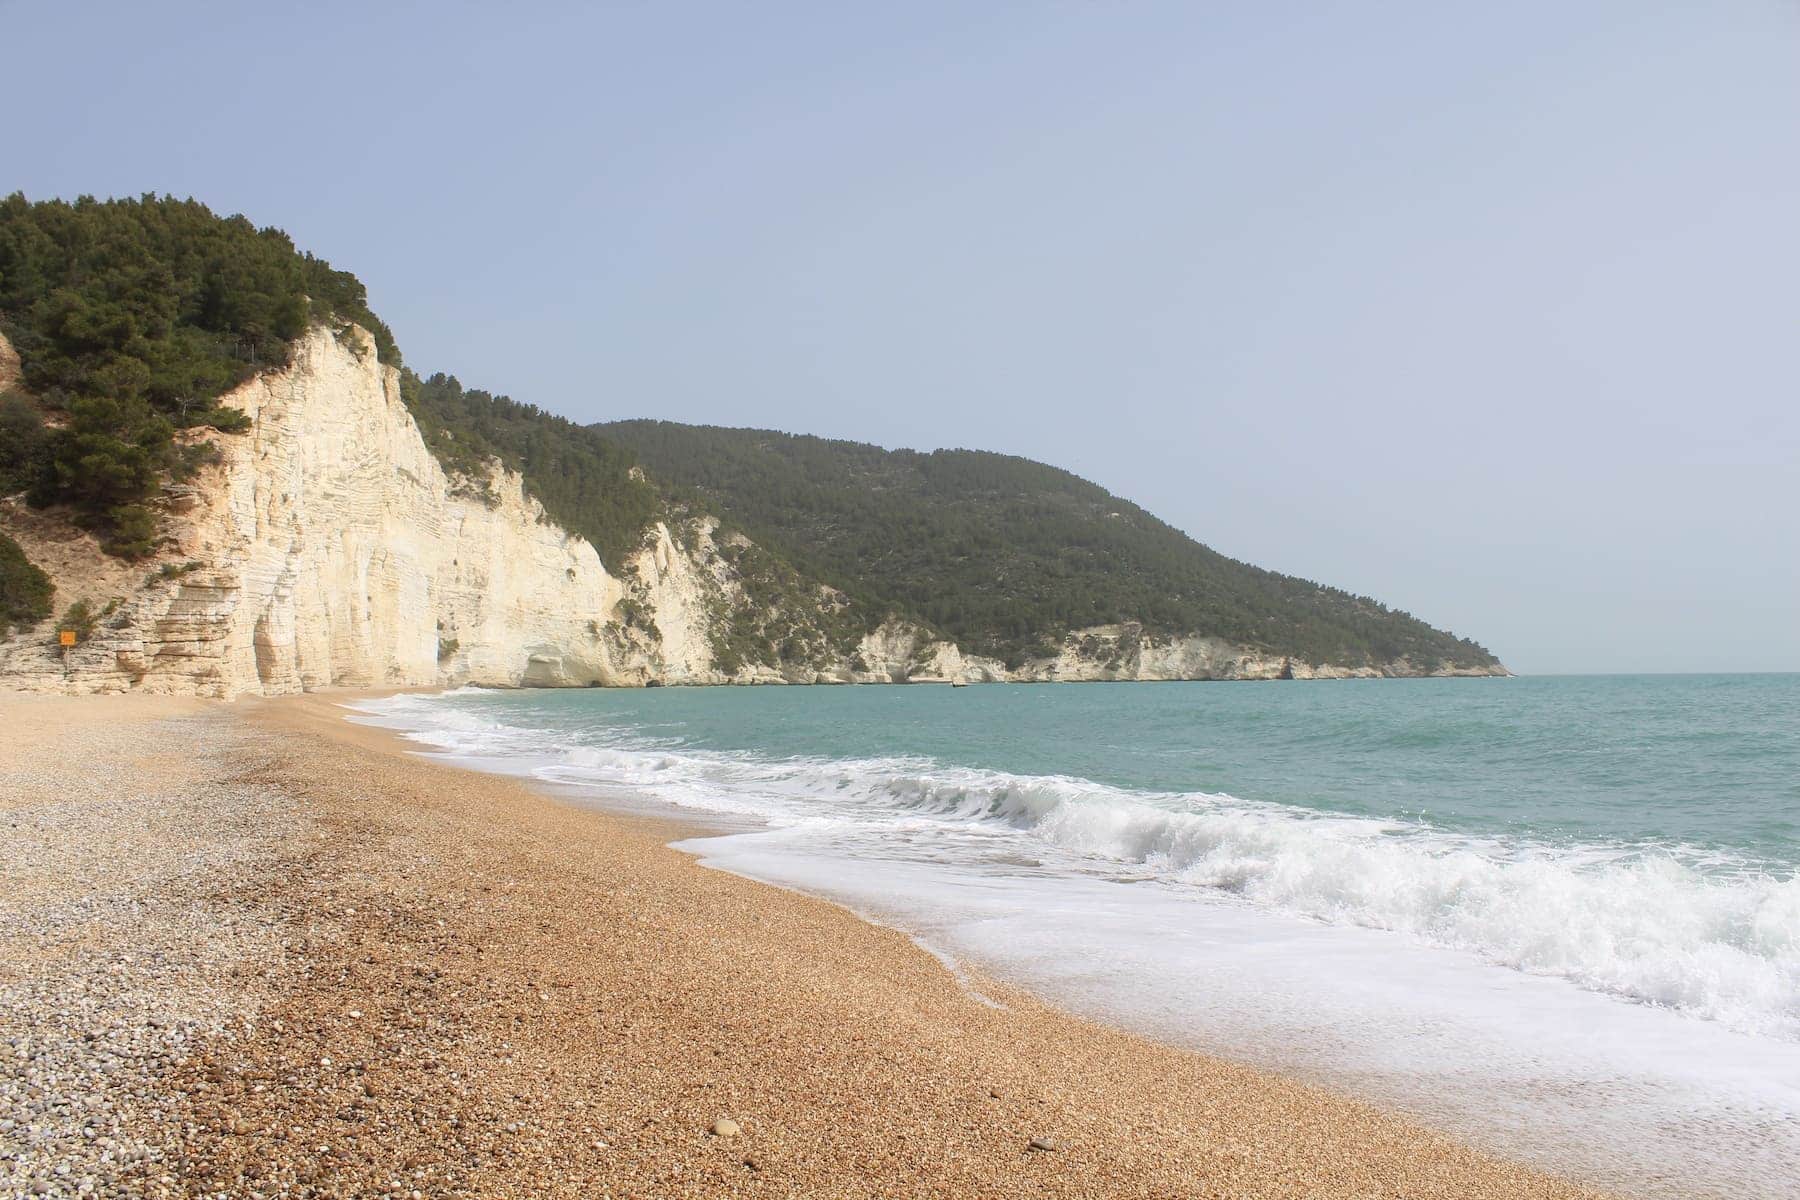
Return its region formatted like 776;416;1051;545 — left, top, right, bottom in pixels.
8;2;1796;673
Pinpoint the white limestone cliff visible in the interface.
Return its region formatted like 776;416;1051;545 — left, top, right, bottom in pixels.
0;328;729;696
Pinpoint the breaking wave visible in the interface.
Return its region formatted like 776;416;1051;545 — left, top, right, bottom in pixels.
350;690;1800;1040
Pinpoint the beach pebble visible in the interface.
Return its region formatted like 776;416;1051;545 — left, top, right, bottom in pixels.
0;712;308;1197
710;1116;741;1137
1028;1136;1060;1152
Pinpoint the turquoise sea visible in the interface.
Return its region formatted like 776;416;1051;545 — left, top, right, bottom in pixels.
355;675;1800;1198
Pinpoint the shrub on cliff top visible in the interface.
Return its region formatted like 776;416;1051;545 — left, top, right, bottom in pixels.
0;192;399;553
0;531;53;640
57;597;98;643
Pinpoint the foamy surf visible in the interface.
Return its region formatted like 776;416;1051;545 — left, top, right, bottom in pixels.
346;682;1800;1198
350;690;1800;1041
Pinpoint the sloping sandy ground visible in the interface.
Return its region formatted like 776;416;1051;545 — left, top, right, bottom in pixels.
0;692;1607;1199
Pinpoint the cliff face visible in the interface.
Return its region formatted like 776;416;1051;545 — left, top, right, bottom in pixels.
0;328;1505;696
1;329;718;696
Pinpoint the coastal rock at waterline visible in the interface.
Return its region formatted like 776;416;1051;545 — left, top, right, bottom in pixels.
846;619;1007;685
1003;623;1495;681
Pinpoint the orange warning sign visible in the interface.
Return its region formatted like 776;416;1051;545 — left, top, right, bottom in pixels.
59;630;76;647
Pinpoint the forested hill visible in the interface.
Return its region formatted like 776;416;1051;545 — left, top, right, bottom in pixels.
601;421;1500;671
0;193;1498;679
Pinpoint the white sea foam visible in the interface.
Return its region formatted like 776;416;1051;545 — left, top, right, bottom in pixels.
350;691;1800;1040
346;690;1800;1197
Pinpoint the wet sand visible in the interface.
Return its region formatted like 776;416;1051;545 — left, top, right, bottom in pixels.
0;691;1608;1198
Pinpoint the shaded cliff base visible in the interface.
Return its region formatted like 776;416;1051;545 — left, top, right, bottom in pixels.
1;692;1590;1200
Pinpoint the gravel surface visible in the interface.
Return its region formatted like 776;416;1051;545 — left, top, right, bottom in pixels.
1;701;304;1199
0;693;1614;1199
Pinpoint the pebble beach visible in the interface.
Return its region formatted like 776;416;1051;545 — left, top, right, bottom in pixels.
0;692;1610;1199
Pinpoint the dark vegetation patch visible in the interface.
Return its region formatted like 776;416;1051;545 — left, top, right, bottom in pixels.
0;531;52;639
